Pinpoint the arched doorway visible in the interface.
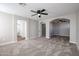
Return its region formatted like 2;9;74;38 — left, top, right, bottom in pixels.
50;18;70;42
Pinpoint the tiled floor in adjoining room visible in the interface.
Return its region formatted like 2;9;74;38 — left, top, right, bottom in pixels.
0;37;79;56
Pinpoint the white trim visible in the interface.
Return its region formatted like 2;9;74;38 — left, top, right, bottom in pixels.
46;36;50;39
0;41;16;46
76;43;79;50
70;40;77;44
70;41;79;50
52;34;69;36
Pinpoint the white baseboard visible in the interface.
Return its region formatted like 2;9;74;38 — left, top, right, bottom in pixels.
46;36;50;39
70;40;77;44
0;41;16;46
70;41;79;51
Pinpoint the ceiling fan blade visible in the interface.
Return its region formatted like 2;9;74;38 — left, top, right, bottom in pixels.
41;9;45;12
31;10;37;13
31;14;38;16
41;13;48;15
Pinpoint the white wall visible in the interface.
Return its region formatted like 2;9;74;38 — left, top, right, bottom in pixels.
59;22;70;36
38;21;42;37
76;12;79;47
46;22;50;38
0;12;15;44
28;19;39;39
50;22;70;36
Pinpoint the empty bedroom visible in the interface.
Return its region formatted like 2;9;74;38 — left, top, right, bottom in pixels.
0;3;79;56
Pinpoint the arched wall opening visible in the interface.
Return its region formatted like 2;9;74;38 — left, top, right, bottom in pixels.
50;18;70;42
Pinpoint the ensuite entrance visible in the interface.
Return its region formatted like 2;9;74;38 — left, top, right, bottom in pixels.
17;20;27;41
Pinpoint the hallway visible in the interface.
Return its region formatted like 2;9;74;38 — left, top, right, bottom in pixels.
0;37;79;56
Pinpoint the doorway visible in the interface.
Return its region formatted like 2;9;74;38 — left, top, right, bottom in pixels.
41;23;46;37
17;20;27;41
50;18;70;42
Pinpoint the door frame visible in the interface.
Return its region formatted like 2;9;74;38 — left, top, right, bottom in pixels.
16;19;27;41
41;23;46;37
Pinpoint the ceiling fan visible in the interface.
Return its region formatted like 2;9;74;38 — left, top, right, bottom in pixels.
31;9;48;18
59;20;67;22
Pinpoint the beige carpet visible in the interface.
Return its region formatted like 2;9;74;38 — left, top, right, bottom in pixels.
0;37;79;56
